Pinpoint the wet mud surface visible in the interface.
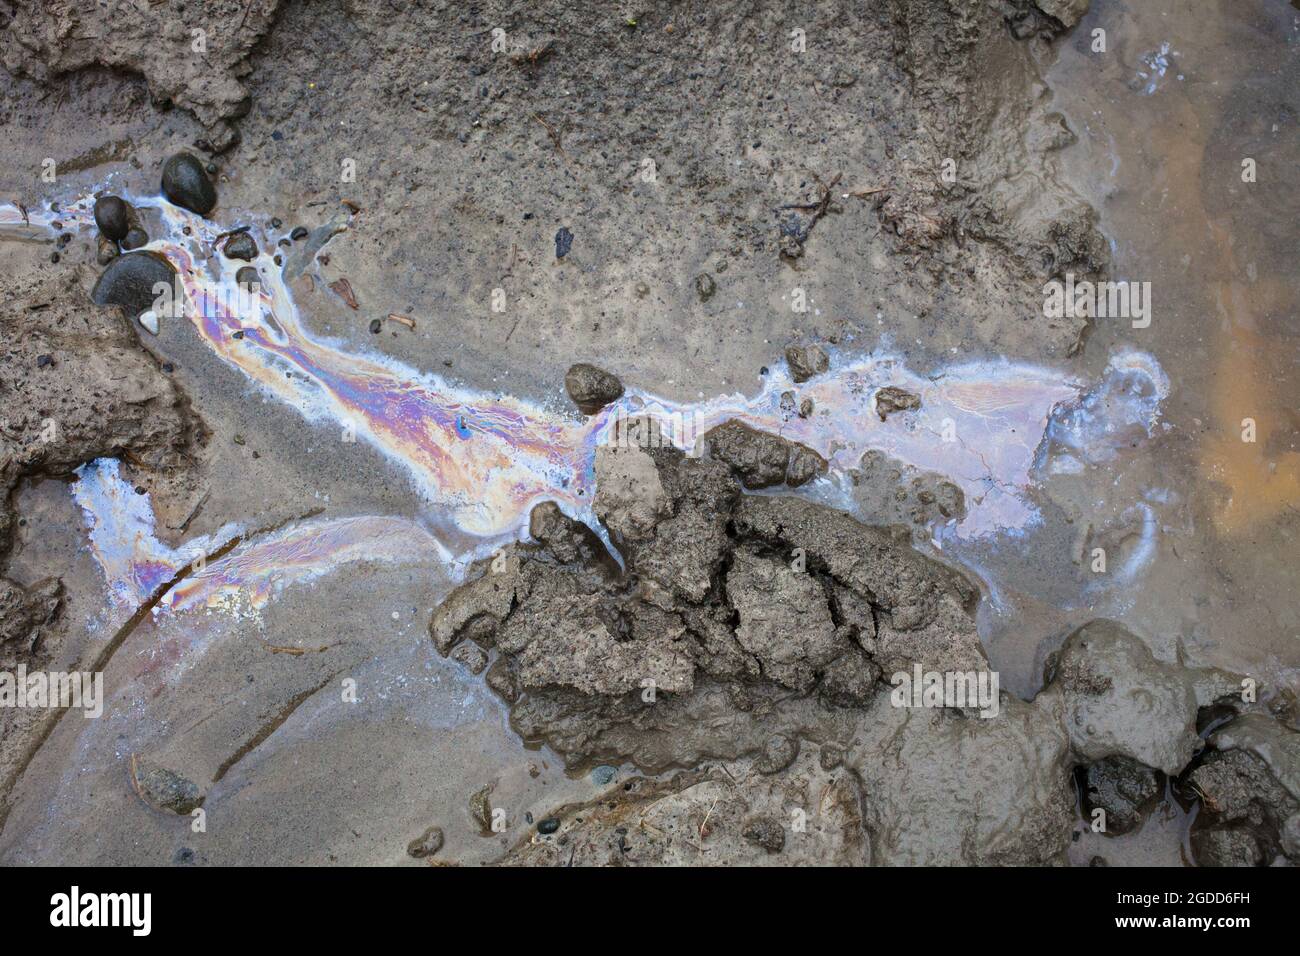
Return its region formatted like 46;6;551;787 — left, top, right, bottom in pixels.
0;0;1296;866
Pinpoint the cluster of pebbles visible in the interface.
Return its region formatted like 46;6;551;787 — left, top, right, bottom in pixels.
88;152;215;333
85;153;326;334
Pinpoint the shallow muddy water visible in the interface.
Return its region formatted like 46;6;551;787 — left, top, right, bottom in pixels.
973;0;1299;695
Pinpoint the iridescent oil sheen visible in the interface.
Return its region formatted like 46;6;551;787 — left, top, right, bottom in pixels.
5;194;1169;618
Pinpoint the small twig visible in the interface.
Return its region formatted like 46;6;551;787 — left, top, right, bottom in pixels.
532;113;575;173
128;753;145;802
386;312;416;330
176;490;209;532
266;642;333;655
698;796;720;840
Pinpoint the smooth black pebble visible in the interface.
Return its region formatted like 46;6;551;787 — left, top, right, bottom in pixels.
121;226;149;251
93;195;131;241
223;233;258;261
161;152;217;216
91;251;176;319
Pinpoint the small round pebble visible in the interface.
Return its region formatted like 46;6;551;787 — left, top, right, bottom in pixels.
222;232;257;261
121;226;149;251
93;195;130;241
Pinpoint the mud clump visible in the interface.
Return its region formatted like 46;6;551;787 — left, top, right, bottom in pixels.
851;693;1074;865
564;362;623;415
91;251;177;320
1035;0;1091;30
784;344;829;383
448;642;488;675
755;733;800;774
0;0;282;151
0;272;199;660
1037;620;1240;775
432;440;987;774
694;273;717;302
430;430;1281;864
528;500;616;571
849;450;966;527
874;385;922;421
162;153;218;216
433;437;1070;864
1081;756;1160;835
727;551;842;692
406;825;445;859
702;420;827;489
1186;714;1300;866
0;578;62;669
1192;828;1263;868
742;815;786;853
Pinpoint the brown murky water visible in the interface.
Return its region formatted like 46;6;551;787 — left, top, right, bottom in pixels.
973;0;1299;707
994;0;1298;866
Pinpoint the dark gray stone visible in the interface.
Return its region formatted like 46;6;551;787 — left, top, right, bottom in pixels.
91;252;176;319
93;195;130;241
162;152;217;215
223;232;258;261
